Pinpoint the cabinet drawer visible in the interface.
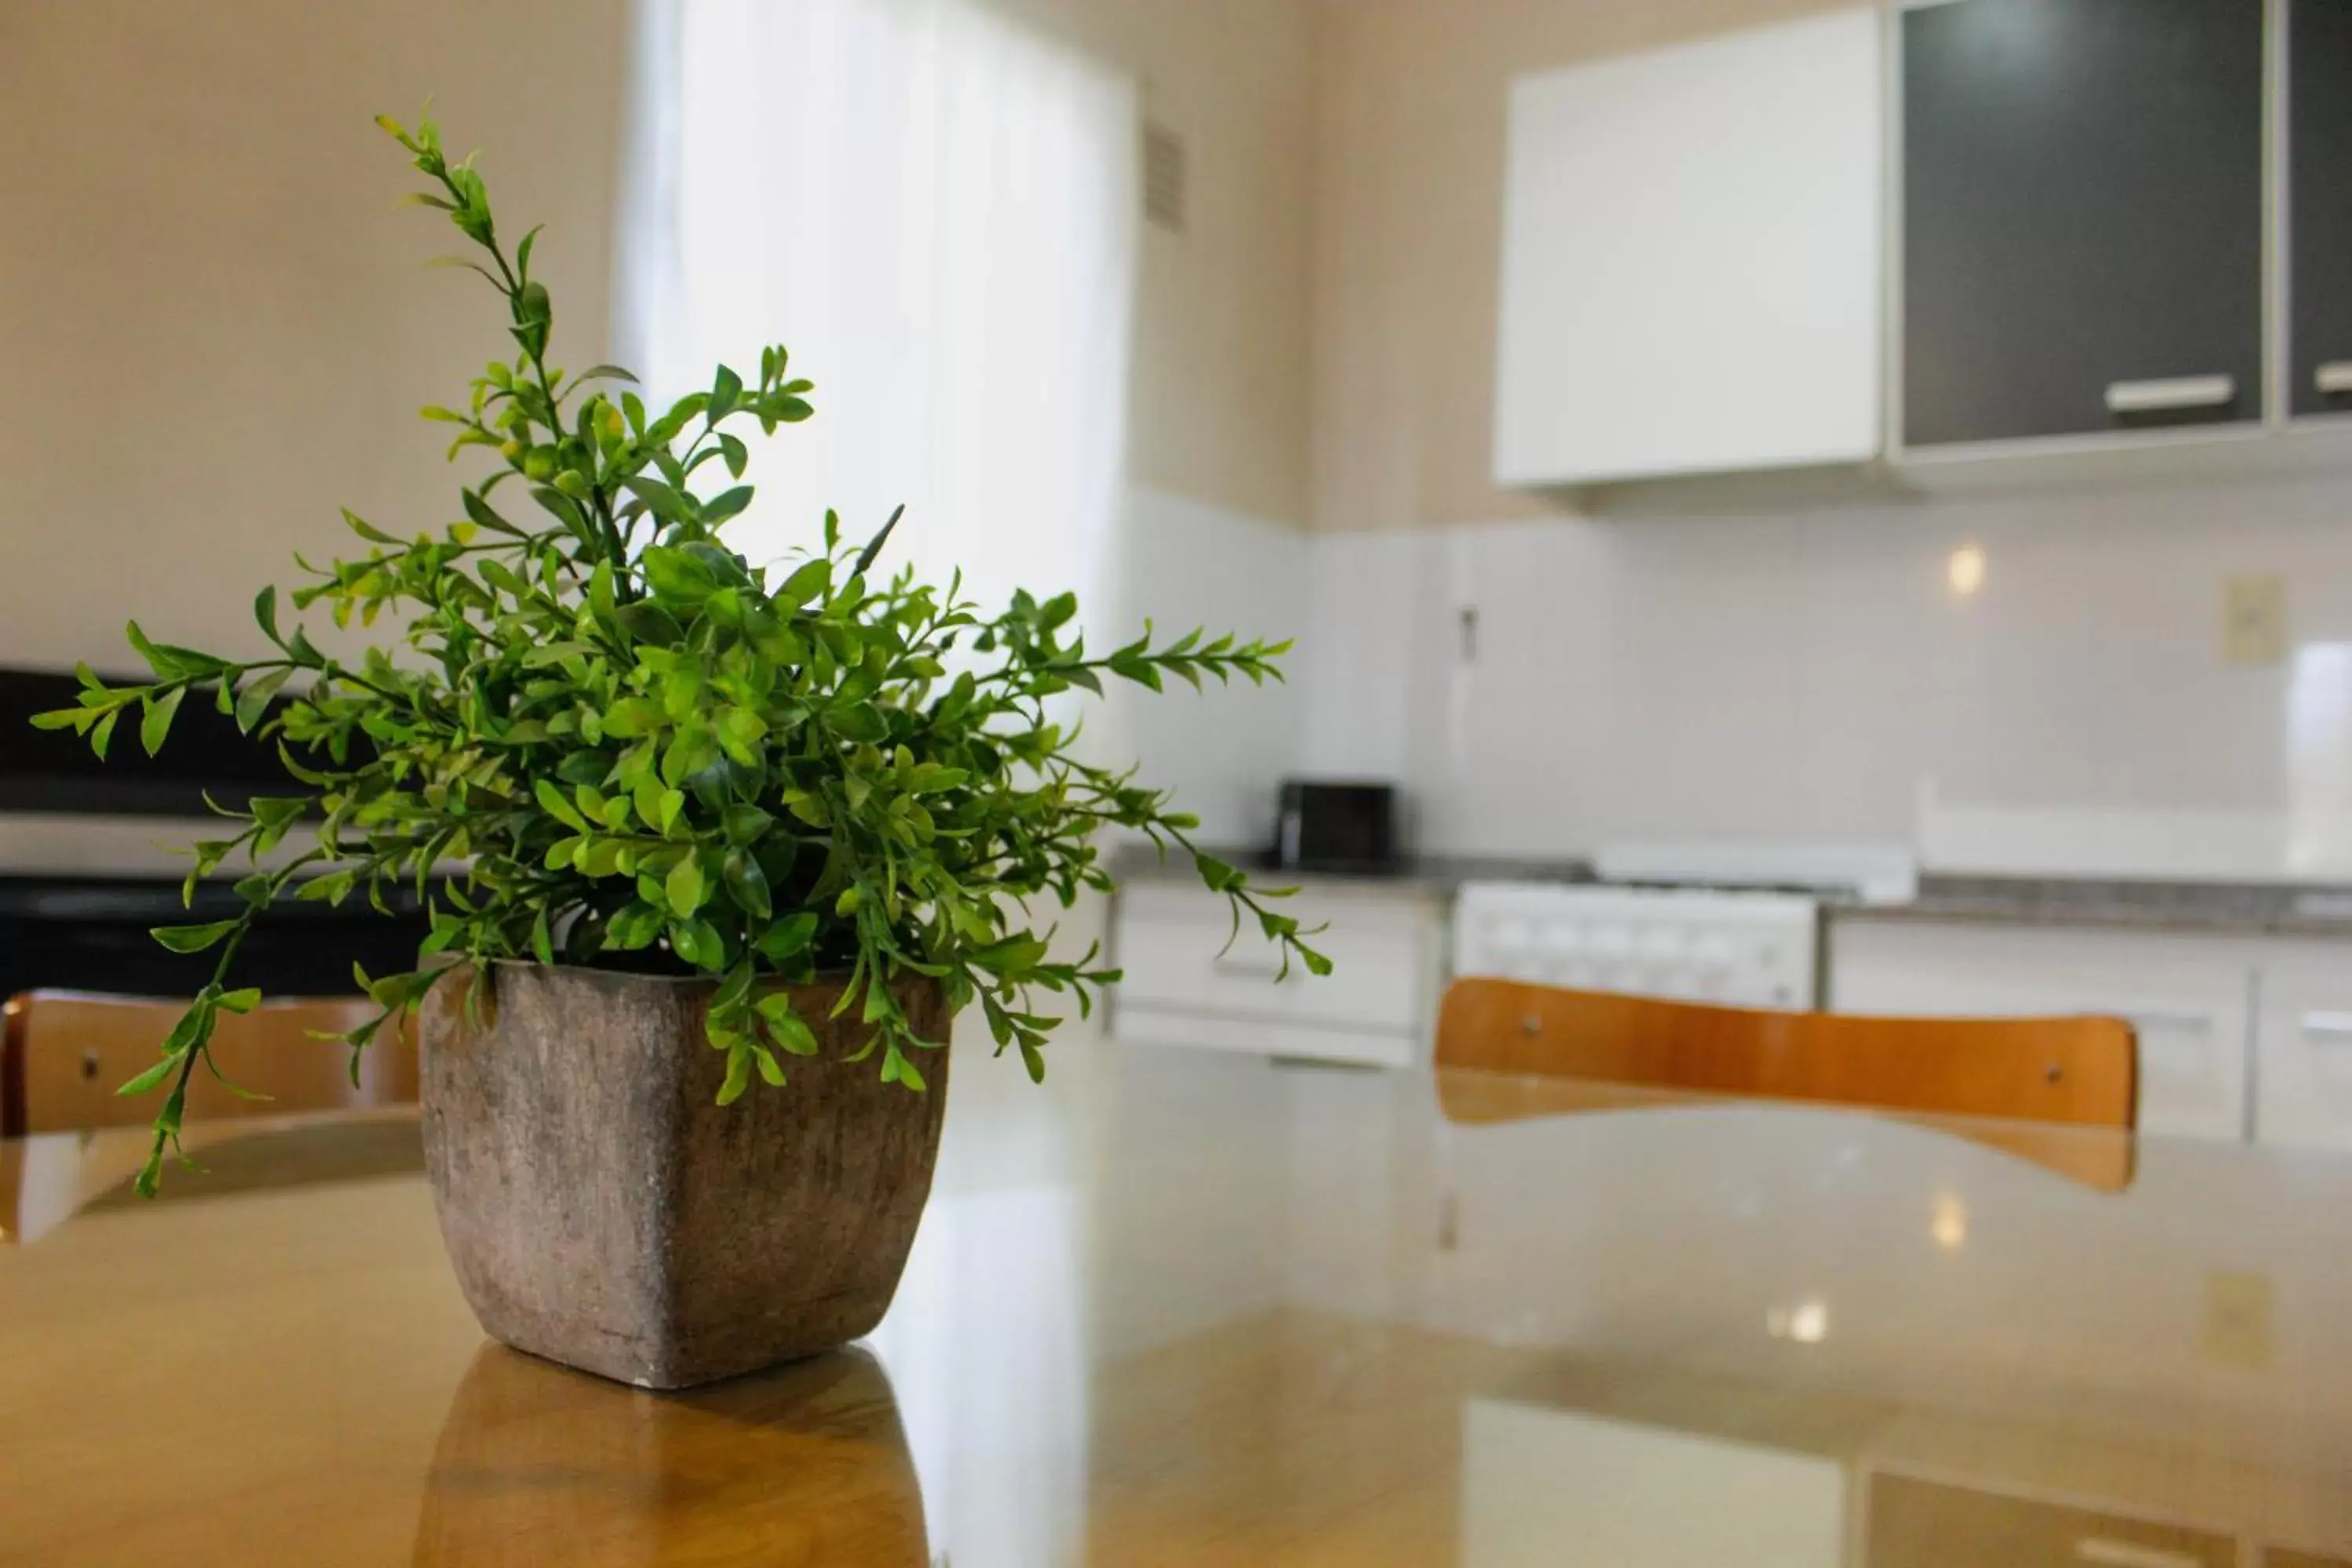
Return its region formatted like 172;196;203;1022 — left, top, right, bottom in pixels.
1110;883;1435;1035
1867;1472;2234;1568
1830;922;2256;1141
1902;0;2264;447
2253;943;2352;1151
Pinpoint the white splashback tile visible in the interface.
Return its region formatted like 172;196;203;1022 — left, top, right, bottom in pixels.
1300;466;2352;878
1106;486;1310;850
1298;527;1429;781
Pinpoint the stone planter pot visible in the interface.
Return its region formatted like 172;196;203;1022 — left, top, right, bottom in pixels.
417;963;949;1390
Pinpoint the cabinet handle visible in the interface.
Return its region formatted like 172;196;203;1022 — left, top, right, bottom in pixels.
2074;1540;2201;1568
2102;375;2235;415
2316;361;2352;396
2299;1011;2352;1043
1214;956;1287;982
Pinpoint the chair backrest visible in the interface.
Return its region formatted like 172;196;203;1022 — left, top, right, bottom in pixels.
1;992;419;1137
1436;978;2138;1131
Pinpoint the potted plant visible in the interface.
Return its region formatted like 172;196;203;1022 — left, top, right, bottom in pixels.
35;114;1324;1388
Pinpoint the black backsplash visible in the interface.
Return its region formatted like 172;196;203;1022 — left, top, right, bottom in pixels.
0;666;426;1000
0;666;301;815
0;878;431;1001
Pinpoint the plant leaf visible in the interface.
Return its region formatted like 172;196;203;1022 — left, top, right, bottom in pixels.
665;855;707;917
717;1042;752;1105
151;920;240;953
756;912;818;963
713;808;768;850
757;993;820;1056
234;666;293;734
139;687;185;757
117;1056;183;1097
722;848;771;920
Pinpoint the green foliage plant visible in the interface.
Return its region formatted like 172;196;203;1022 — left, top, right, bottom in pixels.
34;113;1326;1195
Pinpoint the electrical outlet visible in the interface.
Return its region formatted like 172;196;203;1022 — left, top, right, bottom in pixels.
2223;574;2288;668
2202;1269;2273;1369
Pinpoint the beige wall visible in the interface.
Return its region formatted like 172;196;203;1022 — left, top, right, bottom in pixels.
0;0;631;666
1004;0;1316;528
1307;0;1852;534
0;0;1313;678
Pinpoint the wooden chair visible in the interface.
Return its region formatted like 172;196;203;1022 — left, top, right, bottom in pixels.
1436;979;2140;1191
1;991;419;1138
1437;978;2137;1128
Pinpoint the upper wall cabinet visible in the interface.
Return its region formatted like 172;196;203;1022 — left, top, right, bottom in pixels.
1492;9;1884;490
2292;0;2352;419
1902;0;2267;449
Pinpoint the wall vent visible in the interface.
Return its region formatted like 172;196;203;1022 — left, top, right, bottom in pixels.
1143;121;1186;233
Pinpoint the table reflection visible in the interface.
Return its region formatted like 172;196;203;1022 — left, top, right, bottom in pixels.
1436;1070;2138;1192
1463;1396;1846;1567
869;1184;1088;1568
413;1344;927;1566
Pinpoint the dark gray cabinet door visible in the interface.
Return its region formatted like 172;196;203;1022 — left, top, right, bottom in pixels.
1904;0;2265;448
2293;0;2352;417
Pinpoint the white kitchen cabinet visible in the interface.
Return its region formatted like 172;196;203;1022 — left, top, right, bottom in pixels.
1492;6;1883;490
2252;942;2352;1152
1829;921;2256;1142
1108;880;1442;1069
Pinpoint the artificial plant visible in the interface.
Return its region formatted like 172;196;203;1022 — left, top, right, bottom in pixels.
36;113;1325;1193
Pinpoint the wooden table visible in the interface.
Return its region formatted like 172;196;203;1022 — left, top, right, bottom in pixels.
4;1040;2350;1566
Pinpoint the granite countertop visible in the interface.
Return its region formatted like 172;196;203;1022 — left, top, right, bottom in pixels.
1828;873;2352;939
1109;843;2352;938
1105;842;1592;896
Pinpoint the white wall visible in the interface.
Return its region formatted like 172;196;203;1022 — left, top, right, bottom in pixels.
0;0;1316;677
0;0;630;669
1301;470;2352;879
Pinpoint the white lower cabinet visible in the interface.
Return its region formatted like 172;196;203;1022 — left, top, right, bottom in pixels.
1108;880;1442;1068
1829;921;2257;1142
2252;942;2352;1151
1834;919;2352;1147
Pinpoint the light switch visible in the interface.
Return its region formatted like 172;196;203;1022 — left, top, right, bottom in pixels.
2223;574;2288;667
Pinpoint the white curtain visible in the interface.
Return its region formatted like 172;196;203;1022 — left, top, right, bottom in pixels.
616;7;1127;1560
617;0;1139;629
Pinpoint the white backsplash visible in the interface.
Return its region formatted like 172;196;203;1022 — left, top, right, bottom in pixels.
1102;486;1311;851
1300;469;2352;880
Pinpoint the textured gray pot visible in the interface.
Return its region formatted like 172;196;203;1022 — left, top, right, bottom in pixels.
417;963;950;1390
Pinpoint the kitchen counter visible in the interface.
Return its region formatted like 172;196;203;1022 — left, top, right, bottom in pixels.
1830;873;2352;939
1105;842;1591;898
1112;844;2352;940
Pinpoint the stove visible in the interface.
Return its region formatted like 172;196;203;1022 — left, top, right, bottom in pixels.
1451;843;1915;1011
1453;884;1820;1009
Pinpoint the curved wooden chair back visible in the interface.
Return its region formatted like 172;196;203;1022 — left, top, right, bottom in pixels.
1436;978;2139;1131
1;992;419;1138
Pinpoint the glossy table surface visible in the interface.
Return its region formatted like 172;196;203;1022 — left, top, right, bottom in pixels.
5;1038;2351;1566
